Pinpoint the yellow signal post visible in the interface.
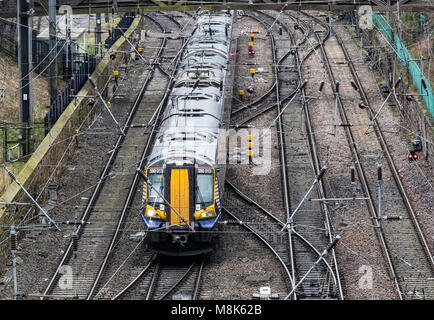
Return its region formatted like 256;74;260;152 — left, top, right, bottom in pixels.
108;101;111;109
248;42;253;54
113;70;119;86
247;135;253;164
239;89;245;101
137;47;143;53
250;33;255;41
250;68;255;78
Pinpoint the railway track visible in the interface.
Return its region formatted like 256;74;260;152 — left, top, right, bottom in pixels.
224;180;341;298
223;180;294;288
112;255;204;300
223;10;342;299
229;10;327;127
41;13;182;300
304;11;434;299
87;12;188;300
247;10;341;300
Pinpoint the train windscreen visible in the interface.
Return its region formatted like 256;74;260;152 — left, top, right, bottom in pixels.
196;173;214;208
147;173;165;207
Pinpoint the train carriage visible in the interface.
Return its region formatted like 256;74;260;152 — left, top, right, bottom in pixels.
141;11;233;256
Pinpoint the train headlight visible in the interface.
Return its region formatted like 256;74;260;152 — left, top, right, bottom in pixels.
145;205;166;220
194;205;217;220
200;211;214;218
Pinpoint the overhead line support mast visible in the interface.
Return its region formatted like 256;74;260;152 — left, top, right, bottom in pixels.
17;0;34;158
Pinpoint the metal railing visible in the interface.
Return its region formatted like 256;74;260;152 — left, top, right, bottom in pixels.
44;54;96;135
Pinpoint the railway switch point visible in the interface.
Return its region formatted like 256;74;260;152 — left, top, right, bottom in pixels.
7;8;432;302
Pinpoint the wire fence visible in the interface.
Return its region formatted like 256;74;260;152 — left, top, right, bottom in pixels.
373;12;434;118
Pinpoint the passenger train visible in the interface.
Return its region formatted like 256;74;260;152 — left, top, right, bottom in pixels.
141;11;233;256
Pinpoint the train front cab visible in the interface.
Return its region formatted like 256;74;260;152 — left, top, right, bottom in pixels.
141;163;220;256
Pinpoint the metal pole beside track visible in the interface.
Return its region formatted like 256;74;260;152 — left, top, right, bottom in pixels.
3;165;61;231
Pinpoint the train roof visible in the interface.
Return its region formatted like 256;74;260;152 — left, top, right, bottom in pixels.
146;11;233;168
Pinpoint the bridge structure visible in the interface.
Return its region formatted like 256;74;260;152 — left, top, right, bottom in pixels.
0;0;433;18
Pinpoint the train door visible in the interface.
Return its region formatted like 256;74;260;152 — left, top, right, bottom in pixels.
170;168;190;226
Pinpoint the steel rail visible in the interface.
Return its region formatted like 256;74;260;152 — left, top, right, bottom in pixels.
225;179;339;287
252;11;297;299
157;262;195;300
336;26;434;270
230;11;324;127
285;10;344;300
253;10;343;299
111;254;158;300
145;260;161;300
192;258;205;300
223;207;295;294
231;82;276;115
148;12;185;78
157;258;204;300
230;47;291;116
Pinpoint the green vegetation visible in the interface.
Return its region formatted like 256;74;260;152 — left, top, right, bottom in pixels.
0;52;59;193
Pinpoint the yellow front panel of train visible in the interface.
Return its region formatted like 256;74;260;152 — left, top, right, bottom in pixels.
170;169;190;226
